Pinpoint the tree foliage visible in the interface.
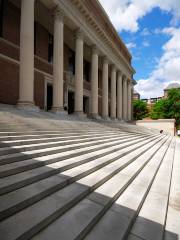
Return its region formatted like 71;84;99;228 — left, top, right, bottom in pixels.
133;100;148;120
150;89;180;124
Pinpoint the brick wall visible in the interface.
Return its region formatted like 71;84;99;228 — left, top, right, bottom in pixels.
0;38;19;60
3;1;20;45
0;1;52;107
34;71;45;109
0;1;95;109
0;57;19;105
35;22;49;61
0;56;46;108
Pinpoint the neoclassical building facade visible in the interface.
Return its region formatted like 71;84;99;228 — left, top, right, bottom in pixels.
0;0;136;120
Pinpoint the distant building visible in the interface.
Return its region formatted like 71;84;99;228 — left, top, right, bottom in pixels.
141;97;162;111
141;98;148;103
150;97;162;103
164;83;180;98
133;90;140;101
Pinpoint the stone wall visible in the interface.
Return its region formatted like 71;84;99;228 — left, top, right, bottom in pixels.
136;119;175;135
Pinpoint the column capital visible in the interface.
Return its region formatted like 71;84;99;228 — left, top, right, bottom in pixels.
123;75;127;81
92;45;99;55
111;64;116;72
117;70;122;77
75;29;84;41
127;78;132;86
103;56;109;64
53;6;64;21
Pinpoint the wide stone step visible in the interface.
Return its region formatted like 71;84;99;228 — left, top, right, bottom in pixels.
0;129;121;141
0;134;160;195
0;132;130;156
0;134;132;166
0;130;79;136
0;136;169;240
0;129;121;137
0;131;136;147
164;138;180;240
28;137;170;240
128;138;175;240
83;137;174;240
0;133;151;178
0;135;163;220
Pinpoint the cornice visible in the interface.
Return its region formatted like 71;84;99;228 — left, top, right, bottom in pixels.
84;0;131;59
132;79;137;85
74;0;134;73
55;0;134;76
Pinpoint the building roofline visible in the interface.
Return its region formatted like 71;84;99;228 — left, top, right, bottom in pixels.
132;79;137;85
95;0;132;59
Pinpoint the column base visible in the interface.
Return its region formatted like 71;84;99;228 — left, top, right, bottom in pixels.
51;107;67;116
90;113;101;120
117;118;126;123
102;115;111;121
110;117;118;121
17;101;39;112
73;111;87;118
122;120;128;123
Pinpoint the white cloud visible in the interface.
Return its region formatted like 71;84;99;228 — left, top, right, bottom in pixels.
142;40;150;47
153;28;163;34
99;0;180;98
126;42;136;49
135;27;180;98
99;0;180;32
140;28;151;36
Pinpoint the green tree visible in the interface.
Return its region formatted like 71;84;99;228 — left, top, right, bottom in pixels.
133;100;148;120
151;88;180;123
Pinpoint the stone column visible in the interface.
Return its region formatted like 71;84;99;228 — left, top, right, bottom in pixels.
90;45;99;118
117;71;123;120
110;65;117;119
123;76;128;120
128;80;132;120
18;0;35;109
131;85;134;120
52;7;65;113
74;30;84;115
102;57;109;119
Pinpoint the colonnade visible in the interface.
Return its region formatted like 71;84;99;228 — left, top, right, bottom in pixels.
18;0;133;120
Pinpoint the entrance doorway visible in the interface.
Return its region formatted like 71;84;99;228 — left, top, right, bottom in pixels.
47;83;53;111
83;96;89;115
67;92;89;115
68;91;74;114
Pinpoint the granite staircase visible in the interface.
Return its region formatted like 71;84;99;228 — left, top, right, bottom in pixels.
0;105;179;240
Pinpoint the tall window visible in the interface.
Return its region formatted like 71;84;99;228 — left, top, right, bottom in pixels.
34;22;37;54
83;60;90;82
68;49;75;74
0;0;4;37
98;70;101;88
108;78;111;93
48;34;53;63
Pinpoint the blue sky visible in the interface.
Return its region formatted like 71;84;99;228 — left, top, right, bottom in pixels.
121;8;172;80
99;0;180;98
